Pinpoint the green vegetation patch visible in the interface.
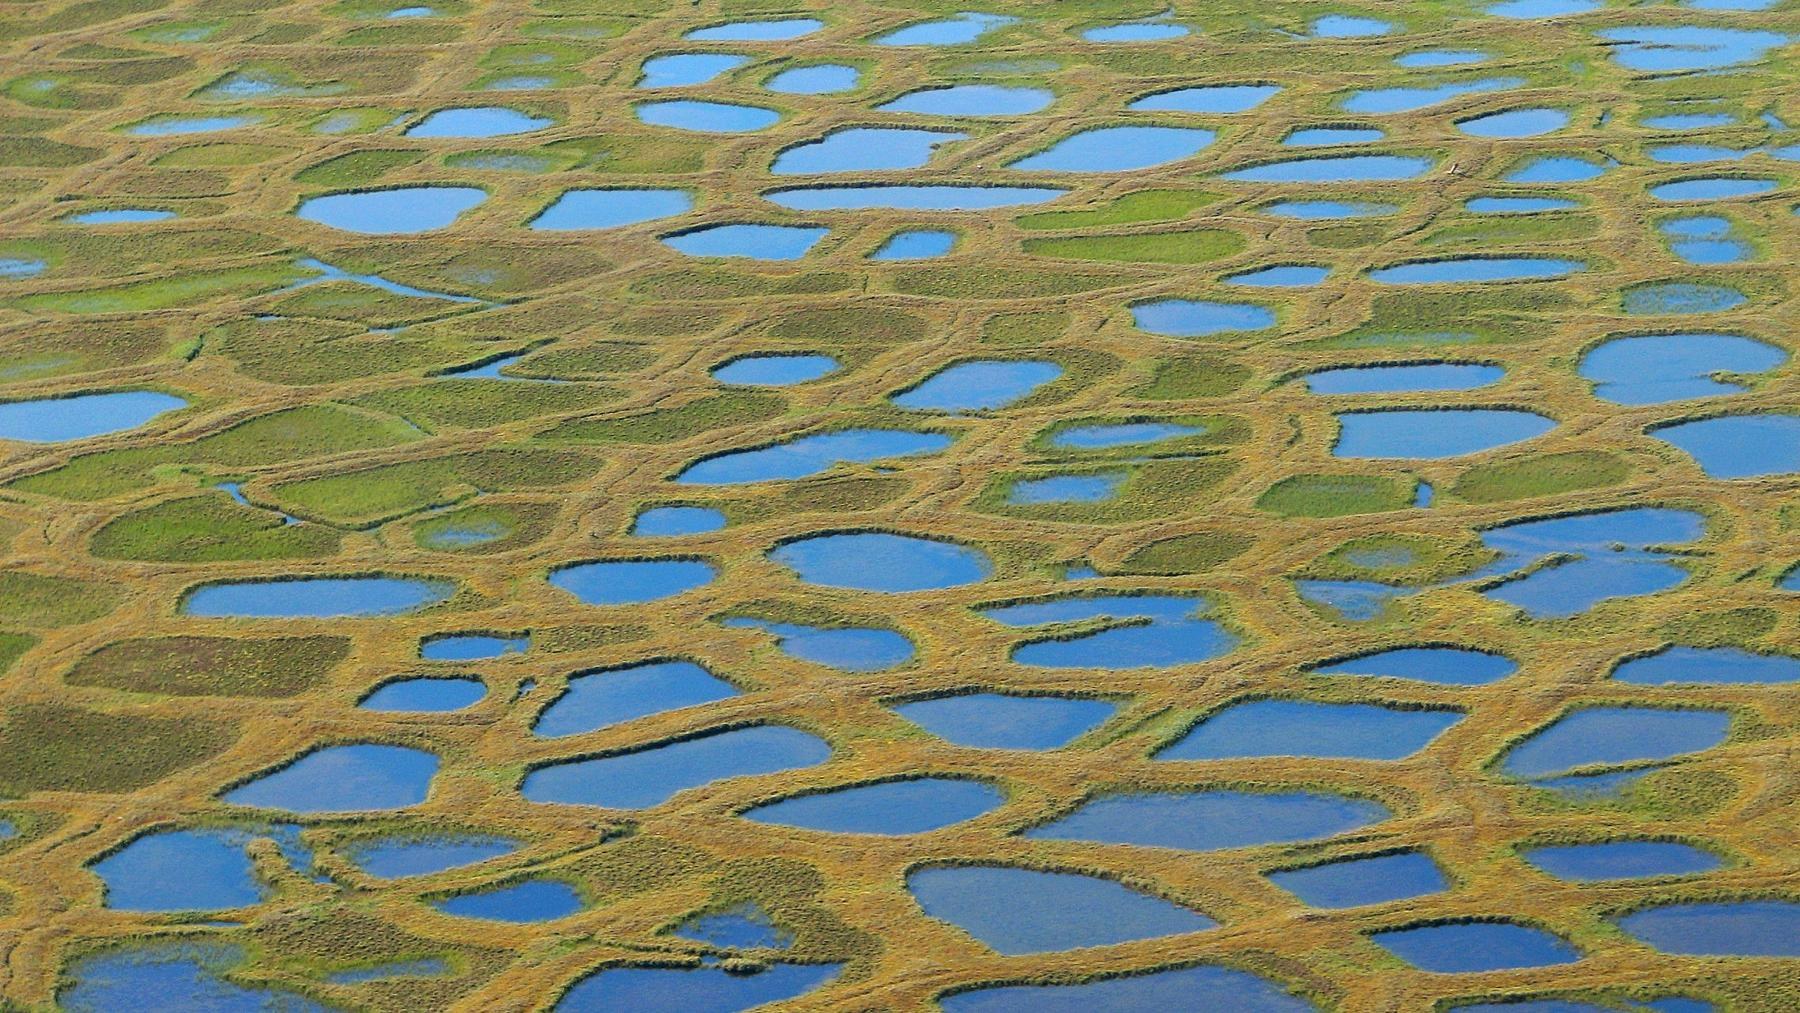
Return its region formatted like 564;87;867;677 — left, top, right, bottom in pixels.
0;634;37;677
11;262;302;315
1308;288;1573;350
1660;607;1780;647
1424;214;1600;248
90;496;342;561
979;457;1240;524
517;342;655;378
768;307;928;346
294;149;427;187
351;379;621;431
272;448;599;526
413;500;558;553
1021;228;1245;264
0;572;123;627
0;136;101;167
1257;474;1416;518
1115;531;1256;575
65;635;350;697
1451;451;1631;504
1132;355;1253;400
983;310;1068;347
0;704;238;794
1016;189;1218;230
630;269;852;301
1313;532;1492;584
541;391;785;445
888;266;1138;299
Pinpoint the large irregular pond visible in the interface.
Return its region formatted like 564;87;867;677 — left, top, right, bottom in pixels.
223;744;440;813
983;594;1236;669
1023;789;1390;851
522;725;831;809
183;576;453;618
908;865;1216;953
0;390;186;442
297;187;487;234
1474;508;1703;618
771;532;992;592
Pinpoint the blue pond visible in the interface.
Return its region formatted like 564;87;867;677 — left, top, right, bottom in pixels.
521;725;831;809
712;353;838;386
1132;299;1274;336
297;186;487;234
632;506;726;536
1297;579;1408;621
93;828;268;911
677;429;949;485
940;964;1315;1012
1310;647;1517;685
765;64;860;94
1368;257;1584;284
635;100;779;133
533;660;739;737
771;532;992;592
637;53;749;89
1307;363;1502;394
1649;177;1776;202
985;594;1236;669
420;633;527;660
529;188;692;230
1310;15;1392;37
1579;332;1784;404
344;834;519;878
1158;701;1462;760
547;559;715;605
1265;200;1397;219
772;127;966;175
1643;112;1736;129
405;106;550;137
360;677;486;712
1226;265;1331;287
1613;646;1800;685
0;390;186;443
1129;84;1281;114
1457;108;1571;138
1222;154;1433;182
893;693;1116;749
1623;282;1746;315
1523;841;1721;881
1615;900;1800;956
0;257;45;278
1501;706;1731;780
1010;126;1214;173
60;942;329;1013
223;744;439;813
1467;196;1579;213
662;224;827;259
685;18;822;42
1083;21;1189;42
1008;472;1124;504
893;360;1061;412
1651;414;1800;478
1597;26;1788;74
555;962;842;1011
673;902;793;949
765;185;1067;211
1285;127;1384;146
125;114;260;136
1477;508;1702;618
1660;215;1751;265
1487;0;1600;17
1024;789;1390;851
67;208;175;224
1506;155;1613;183
908;865;1215;954
183;576;453;618
1371;922;1580;972
1050;421;1201;448
1340;79;1521;115
875;12;1015;47
1334;409;1555;458
434;879;583;922
877;85;1053;116
1269;852;1449;908
872;229;956;260
742;778;1005;834
722;617;914;672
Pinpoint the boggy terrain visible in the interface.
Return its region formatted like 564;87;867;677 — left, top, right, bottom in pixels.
0;0;1796;1010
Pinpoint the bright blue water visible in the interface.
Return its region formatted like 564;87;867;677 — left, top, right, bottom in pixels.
712;353;838;386
1307;363;1503;394
222;744;439;812
125;114;259;136
1523;841;1721;880
985;594;1236;669
297;186;487;234
360;677;486;712
183;576;452;618
684;18;822;42
1265;199;1397;218
662;224;827;259
1660;215;1750;264
1467;196;1579;213
0;257;45;278
1010;126;1215;172
1477;508;1701;617
294;257;482;303
940;964;1316;1012
1623;282;1746;314
1131;299;1274;336
1644;112;1736;129
60;942;330;1012
893;360;1061;412
1505;155;1612;183
1083;21;1189;42
1269;852;1449;908
673;902;793;948
893;693;1116;749
1310;647;1517;685
1371;922;1580;972
1296;579;1408;621
521;725;831;809
1334;409;1555;458
420;633;527;660
534;660;739;737
742;778;1005;834
1128;84;1281;113
1458;107;1571;138
765;64;860;94
772;127;967;174
327;958;450;985
1340;78;1521;115
1311;15;1392;37
0;391;186;443
637;53;749;88
1580;332;1783;404
555;962;842;1011
771;532;992;592
547;559;716;605
1226;265;1332;286
877;85;1053;116
1487;0;1599;17
434;879;583;922
1596;26;1788;74
1049;422;1201;448
1649;145;1751;164
1285;126;1384;146
1007;472;1125;504
1024;789;1390;851
721;617;914;672
1652;414;1800;478
343;834;518;877
1159;701;1463;760
678;428;949;485
1650;177;1776;201
875;12;1016;47
1368;257;1584;283
93;828;264;911
1222;154;1433;182
635;99;780;132
405;106;550;137
872;229;956;260
765;185;1067;210
67;208;175;224
1501;706;1731;779
1614;646;1800;685
908;865;1215;954
1395;50;1489;67
1615;900;1800;956
632;506;726;538
529;188;693;230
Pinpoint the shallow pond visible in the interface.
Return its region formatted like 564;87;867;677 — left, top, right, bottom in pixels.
67;208;176;224
771;532;992;592
1579;332;1783;404
1226;265;1331;287
1333;409;1555;458
1310;15;1392;37
1085;21;1189;42
183;576;453;618
1007;472;1125;504
1010;125;1215;173
1222;154;1433;182
547;559;716;605
662;223;827;259
908;865;1215;954
632;506;726;536
1050;421;1201;448
1487;0;1600;17
1371;921;1580;972
765;64;859;94
637;53;749;89
1265;199;1397;219
405;106;550;137
521;725;831;808
722;617;914;671
1501;706;1730;780
529;188;692;230
1269;851;1449;908
1613;646;1800;685
125;114;259;136
1131;299;1274;336
1622;281;1746;314
434;879;583;922
685;18;821;41
1458;107;1571;138
1284;127;1384;146
877;84;1052;116
1296;579;1408;621
1643;111;1736;130
1597;26;1788;73
940;964;1316;1012
893;693;1116;749
711;353;839;386
673;902;793;948
343;834;519;878
556;962;842;1011
420;633;527;660
1309;646;1517;685
360;677;486;712
1341;78;1520;115
1659;215;1751;264
61;942;330;1012
1651;414;1800;478
765;185;1067;210
635;99;779;132
872;229;956;260
1478;508;1702;617
1024;789;1390;851
893;360;1061;412
875;12;1015;47
1523;841;1721;881
1159;700;1462;760
93;828;265;911
772;127;966;174
1368;257;1584;284
1615;900;1800;956
1306;363;1502;394
985;594;1236;669
1505;155;1612;183
1649;177;1776;202
678;428;948;485
1467;196;1579;213
742;778;1005;834
1128;84;1281;114
0;390;186;443
534;660;738;738
223;744;440;813
297;186;487;234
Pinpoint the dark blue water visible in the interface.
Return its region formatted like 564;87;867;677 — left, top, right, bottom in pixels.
662;224;827;259
223;744;440;812
1582;333;1782;403
343;833;518;878
633;506;726;536
893;693;1116;749
420;633;527;660
1651;414;1800;478
1049;422;1201;448
1371;921;1580;972
360;677;486;712
877;85;1053;116
765;185;1067;211
297;186;487;234
533;660;739;737
529;188;693;230
721;617;914;671
60;942;331;1012
1615;900;1800;956
635;99;780;132
1500;706;1731;779
711;353;838;386
1309;646;1517;685
741;777;1005;833
1523;841;1721;880
1009;126;1215;172
773;127;966;174
1023;789;1390;851
92;828;264;911
1131;299;1274;336
1158;700;1463;760
765;64;859;94
984;594;1236;669
772;532;992;592
1458;108;1570;137
183;576;453;618
940;964;1316;1012
0;390;187;442
405;106;550;137
893;360;1061;411
434;879;583;922
907;865;1216;953
1613;646;1800;685
637;54;749;88
1334;409;1555;458
1268;851;1449;907
673;902;793;948
1306;363;1503;394
685;18;821;41
555;961;842;1011
872;229;957;260
547;559;716;604
875;12;1015;46
677;429;949;484
1221;154;1433;182
521;725;831;808
1129;84;1281;113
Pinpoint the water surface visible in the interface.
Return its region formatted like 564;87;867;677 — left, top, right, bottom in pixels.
522;725;831;808
1309;647;1517;685
547;559;716;605
1024;789;1390;851
1500;706;1731;780
637;54;749;89
678;428;948;485
1268;852;1448;908
940;964;1315;1012
772;128;966;174
405;107;550;137
1613;646;1800;685
908;865;1215;953
0;391;186;443
1651;414;1800;478
1010;126;1215;173
1132;299;1274;336
360;677;486;712
742;778;1005;834
1615;901;1800;956
892;360;1061;412
893;693;1116;749
529;189;692;230
635;100;780;133
223;744;439;813
556;962;842;1010
1371;922;1580;972
1158;701;1462;760
533;660;738;737
1523;841;1721;881
1128;85;1281;114
771;532;992;592
298;187;487;234
1579;333;1783;404
183;577;453;618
